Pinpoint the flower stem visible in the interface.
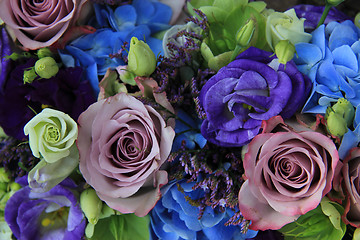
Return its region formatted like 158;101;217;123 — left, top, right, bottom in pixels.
316;4;332;28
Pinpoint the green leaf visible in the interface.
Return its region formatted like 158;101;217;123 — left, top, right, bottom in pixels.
90;214;150;240
320;200;342;230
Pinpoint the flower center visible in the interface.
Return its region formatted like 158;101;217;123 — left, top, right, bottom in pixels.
40;206;69;229
45;124;60;143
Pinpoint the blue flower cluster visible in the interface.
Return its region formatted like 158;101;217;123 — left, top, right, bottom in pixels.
149;179;258;240
60;0;172;94
294;20;360;159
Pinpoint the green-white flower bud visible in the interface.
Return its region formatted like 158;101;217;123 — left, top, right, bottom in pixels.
37;48;53;59
236;18;256;47
326;111;348;137
23;68;37;84
80;188;103;225
9;182;21;192
34;57;59;79
331;98;355;127
274;40;296;65
326;0;344;6
127;37;156;77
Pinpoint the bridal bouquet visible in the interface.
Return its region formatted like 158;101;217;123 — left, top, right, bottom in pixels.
0;0;359;239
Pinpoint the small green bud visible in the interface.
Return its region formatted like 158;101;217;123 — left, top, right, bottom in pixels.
326;0;344;6
37;48;53;59
331;98;355;127
326;111;348;137
80;188;103;225
34;57;59;79
236;18;256;47
23;68;37;84
127;37;156;77
355;12;360;29
274;40;295;65
9;182;21;192
0;169;10;183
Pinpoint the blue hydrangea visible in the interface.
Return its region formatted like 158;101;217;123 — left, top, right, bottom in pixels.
172;110;207;151
59;0;172;94
294;20;360;115
149;179;258;240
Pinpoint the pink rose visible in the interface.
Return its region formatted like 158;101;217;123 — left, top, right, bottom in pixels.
341;147;360;227
77;93;175;216
238;116;339;230
0;0;87;50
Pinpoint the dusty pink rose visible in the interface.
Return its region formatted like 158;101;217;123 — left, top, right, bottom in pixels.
341;147;360;227
77;92;175;216
0;0;87;50
238;116;339;230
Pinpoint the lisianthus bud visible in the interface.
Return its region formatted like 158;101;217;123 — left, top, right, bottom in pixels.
80;188;103;225
236;18;256;47
326;111;348;137
127;37;156;77
331;98;354;127
34;57;59;79
326;0;344;6
274;40;295;65
23;68;37;84
37;47;53;59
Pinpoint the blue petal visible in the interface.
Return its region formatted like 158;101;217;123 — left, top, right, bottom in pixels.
328;22;358;51
311;25;326;57
294;42;323;67
332;45;358;72
111;5;137;32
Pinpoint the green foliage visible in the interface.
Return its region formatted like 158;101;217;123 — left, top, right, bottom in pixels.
90;214;150;240
279;197;346;240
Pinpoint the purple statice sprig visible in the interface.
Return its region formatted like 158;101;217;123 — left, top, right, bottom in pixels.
168;142;247;227
0;137;39;179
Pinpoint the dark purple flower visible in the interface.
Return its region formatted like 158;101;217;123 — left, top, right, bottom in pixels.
199;47;311;147
4;177;86;240
0;27;13;94
0;58;96;140
293;4;352;31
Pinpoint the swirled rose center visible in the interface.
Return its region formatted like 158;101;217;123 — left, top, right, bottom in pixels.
45;124;60;143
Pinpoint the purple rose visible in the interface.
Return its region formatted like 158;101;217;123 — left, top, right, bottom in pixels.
340;147;360;227
4;177;86;240
0;0;88;50
0;58;96;140
77;92;175;217
238;116;339;230
199;47;311;147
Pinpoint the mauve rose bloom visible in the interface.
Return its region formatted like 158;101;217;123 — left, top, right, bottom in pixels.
199;47;311;147
238;115;339;230
0;0;88;50
77;92;175;217
341;147;360;227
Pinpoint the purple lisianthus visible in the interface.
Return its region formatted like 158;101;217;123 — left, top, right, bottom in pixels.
0;58;96;140
0;27;12;94
293;4;352;32
149;179;258;240
199;47;311;147
4;176;86;240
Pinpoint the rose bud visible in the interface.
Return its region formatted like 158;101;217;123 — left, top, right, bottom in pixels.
80;188;103;225
127;37;156;77
275;40;296;65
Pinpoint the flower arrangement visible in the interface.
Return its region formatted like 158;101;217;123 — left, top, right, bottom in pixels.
1;0;360;239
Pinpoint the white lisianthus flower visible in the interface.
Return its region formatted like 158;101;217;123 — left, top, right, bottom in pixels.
265;8;312;50
24;108;78;163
